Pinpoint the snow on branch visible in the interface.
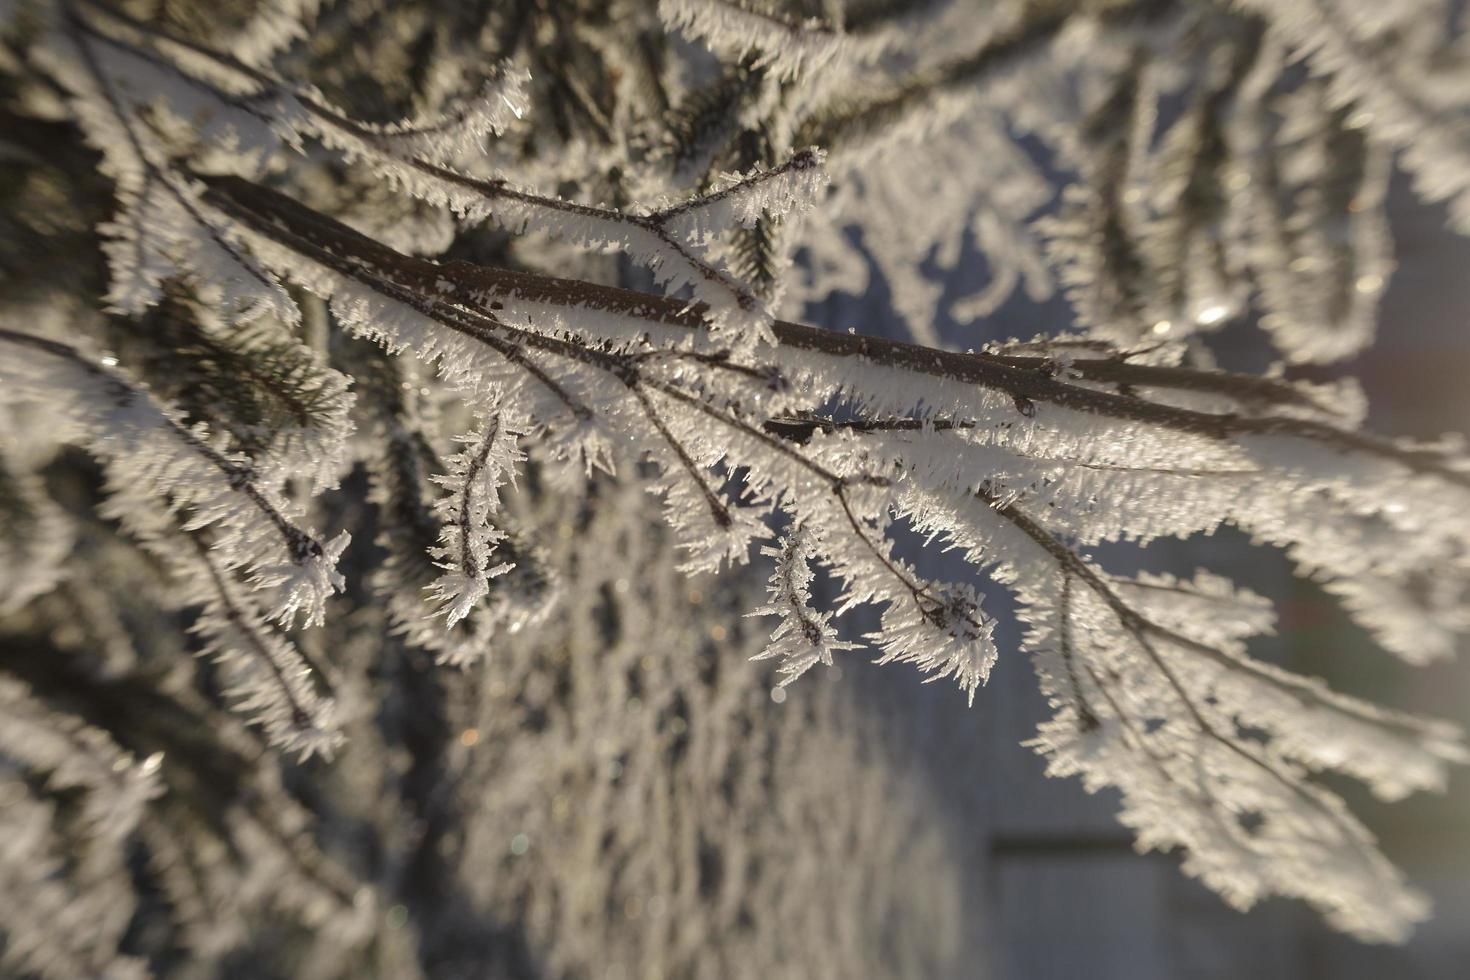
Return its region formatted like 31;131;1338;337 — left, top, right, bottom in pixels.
24;159;1470;945
428;412;525;630
184;534;342;758
659;0;848;81
39;1;817;346
0;676;162;845
657;146;829;244
301;66;531;165
386;163;778;342
187;183;1470;933
1243;0;1470;232
0;329;347;628
32;5;299;322
751;528;857;686
0;677;159;980
0;442;73;616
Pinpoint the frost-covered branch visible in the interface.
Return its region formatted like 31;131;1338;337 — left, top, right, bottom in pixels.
186;533;342;758
42;0;829;344
176;184;1469;935
750;528;856;686
0;327;347;627
428;412;524;630
970;491;1463;940
659;0;847;81
6;0;1470;953
202;174;1470;709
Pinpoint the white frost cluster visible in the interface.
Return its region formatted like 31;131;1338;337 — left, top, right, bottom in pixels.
0;329;345;757
0;677;160;979
751;528;857;686
428;412;525;630
658;0;848;81
19;1;838;351
0;331;347;629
